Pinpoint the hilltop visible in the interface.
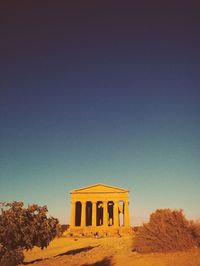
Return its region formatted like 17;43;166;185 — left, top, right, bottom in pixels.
22;235;200;266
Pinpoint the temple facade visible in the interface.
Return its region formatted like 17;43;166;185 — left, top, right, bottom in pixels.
68;183;131;236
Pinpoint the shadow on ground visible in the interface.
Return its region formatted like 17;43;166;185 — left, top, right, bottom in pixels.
23;246;96;264
55;246;95;256
23;258;48;265
82;256;112;266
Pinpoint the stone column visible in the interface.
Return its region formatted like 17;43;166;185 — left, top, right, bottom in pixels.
124;201;130;227
92;201;96;227
81;201;86;227
114;201;119;227
70;201;76;227
103;201;108;226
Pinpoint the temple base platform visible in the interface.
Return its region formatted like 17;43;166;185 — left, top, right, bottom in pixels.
65;226;133;237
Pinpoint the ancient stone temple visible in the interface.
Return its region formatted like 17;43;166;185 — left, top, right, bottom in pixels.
68;183;131;236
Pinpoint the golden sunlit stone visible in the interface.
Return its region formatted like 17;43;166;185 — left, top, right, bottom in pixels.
67;183;131;237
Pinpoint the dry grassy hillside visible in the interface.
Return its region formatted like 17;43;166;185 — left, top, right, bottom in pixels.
21;235;200;266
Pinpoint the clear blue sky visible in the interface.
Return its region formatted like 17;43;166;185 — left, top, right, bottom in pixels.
0;2;200;225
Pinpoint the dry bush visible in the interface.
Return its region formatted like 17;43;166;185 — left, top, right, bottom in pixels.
134;209;196;253
60;224;70;235
190;220;200;247
133;226;141;233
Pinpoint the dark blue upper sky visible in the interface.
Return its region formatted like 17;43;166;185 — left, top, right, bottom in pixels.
0;2;200;224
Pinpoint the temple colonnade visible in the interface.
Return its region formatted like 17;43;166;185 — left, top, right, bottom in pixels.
69;184;131;234
70;199;130;228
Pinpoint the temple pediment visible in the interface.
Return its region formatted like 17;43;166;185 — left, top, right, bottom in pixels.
70;183;128;194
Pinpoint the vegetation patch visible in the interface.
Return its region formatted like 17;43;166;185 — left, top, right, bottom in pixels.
134;209;200;253
0;201;60;266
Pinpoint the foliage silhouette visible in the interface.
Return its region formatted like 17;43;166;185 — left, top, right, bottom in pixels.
0;201;60;266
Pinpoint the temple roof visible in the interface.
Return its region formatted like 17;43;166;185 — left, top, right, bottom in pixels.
70;183;129;194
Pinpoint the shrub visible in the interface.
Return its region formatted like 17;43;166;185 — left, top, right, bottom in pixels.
190;220;200;247
60;224;70;234
134;209;196;253
0;201;61;265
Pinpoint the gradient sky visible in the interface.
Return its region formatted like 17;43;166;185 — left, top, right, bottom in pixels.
0;2;200;225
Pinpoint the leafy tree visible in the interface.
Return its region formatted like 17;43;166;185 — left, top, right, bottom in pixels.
134;209;196;253
0;201;60;266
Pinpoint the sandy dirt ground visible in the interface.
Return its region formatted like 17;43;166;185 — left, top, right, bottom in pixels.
22;235;200;266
